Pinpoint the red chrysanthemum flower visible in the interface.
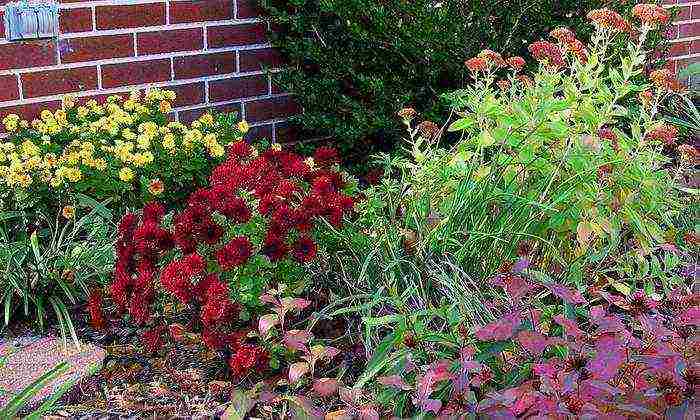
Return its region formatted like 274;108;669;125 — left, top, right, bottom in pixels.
292;236;317;262
160;259;194;304
216;237;253;270
313;146;340;168
142;201;166;223
227;140;252;162
202;328;225;350
259;194;282;216
312;176;336;196
632;4;670;26
118;213;139;239
129;291;151;326
228;345;267;376
262;234;288;262
201;297;239;327
110;269;131;313
222;197;252;223
274;180;302;200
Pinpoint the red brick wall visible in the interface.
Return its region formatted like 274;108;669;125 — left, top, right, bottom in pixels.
0;1;697;139
0;0;296;141
665;0;700;74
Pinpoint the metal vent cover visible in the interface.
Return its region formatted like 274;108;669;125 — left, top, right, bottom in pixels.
3;1;58;41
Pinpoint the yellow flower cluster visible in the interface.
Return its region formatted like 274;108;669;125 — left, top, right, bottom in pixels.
0;88;248;200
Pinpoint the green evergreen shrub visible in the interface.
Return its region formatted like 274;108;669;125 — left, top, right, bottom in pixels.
260;0;672;164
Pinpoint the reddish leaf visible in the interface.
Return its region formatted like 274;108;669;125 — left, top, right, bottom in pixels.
679;307;700;327
553;315;583;338
312;378;339;396
378;375;412;390
283;330;312;353
258;313;279;337
288;362;310;384
475;311;521;341
587;333;625;381
546;283;585;305
516;330;550;356
492;274;534;300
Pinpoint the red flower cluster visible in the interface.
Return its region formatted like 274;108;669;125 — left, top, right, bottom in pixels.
464;57;488;73
528;41;565;69
645;124;679;146
632;3;670;26
109;142;354;377
552;28;588;64
506;56;526;72
586;8;632;33
465;51;524;75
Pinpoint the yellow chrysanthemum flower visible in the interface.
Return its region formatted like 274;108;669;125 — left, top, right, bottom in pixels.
237;120;250;134
119;167;134;182
2;114;20;132
162;133;176;151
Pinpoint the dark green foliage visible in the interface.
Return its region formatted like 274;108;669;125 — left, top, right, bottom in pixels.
260;0;671;164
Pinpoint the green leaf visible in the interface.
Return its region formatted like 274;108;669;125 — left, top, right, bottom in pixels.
447;117;475;132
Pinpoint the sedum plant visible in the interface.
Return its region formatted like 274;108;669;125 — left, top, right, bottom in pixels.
355;5;689;287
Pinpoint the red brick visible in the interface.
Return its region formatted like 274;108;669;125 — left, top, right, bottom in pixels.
239;48;283;72
0;101;61;133
207;23;267;48
246;123;273;141
668;41;690;57
237;0;262;19
101;59;171;88
178;102;242;124
168;82;206;107
0;75;19;102
137;28;204;55
22;67;98;98
676;6;691;21
0;41;57;71
96;3;165;30
209;75;268;102
665;25;679;40
59;34;134;63
59;7;93;33
170;0;232;23
244;96;300;123
173;52;235;79
679;22;700;38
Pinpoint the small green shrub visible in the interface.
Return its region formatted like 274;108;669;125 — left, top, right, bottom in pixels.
261;0;673;164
